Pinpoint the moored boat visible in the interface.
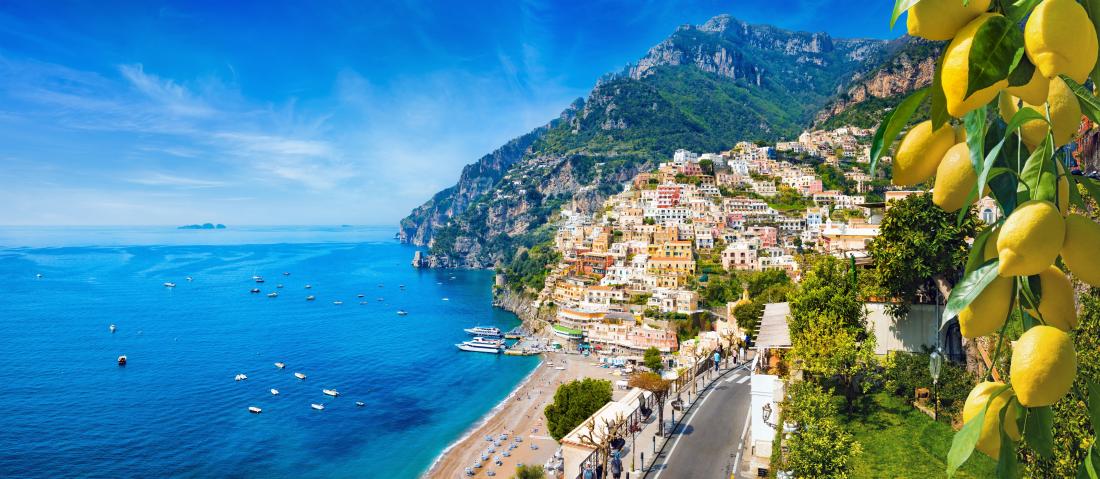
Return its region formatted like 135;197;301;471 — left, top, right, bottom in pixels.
306;295;315;301
109;324;117;333
456;337;504;354
249;406;262;414
117;355;127;366
464;326;503;337
267;292;278;298
311;403;325;411
251;288;261;293
333;301;343;305
163;282;176;288
274;362;285;369
234;373;248;381
323;389;339;397
356;401;365;407
294;372;306;380
396;310;408;316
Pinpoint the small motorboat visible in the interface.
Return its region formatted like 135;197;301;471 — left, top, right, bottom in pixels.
294;372;307;380
356;294;365;298
109;324;117;333
35;273;42;279
267;292;278;298
274;362;285;369
235;373;248;381
250;288;261;293
283;272;290;276
442;297;449;301
249;406;262;414
399;284;406;289
270;389;280;396
254;277;265;283
276;284;284;289
355;401;365;407
186;276;193;282
117;355;127;366
311;403;325;411
396;310;408;316
333;301;343;305
255;278;265;284
323;389;340;397
163;282;176;288
305;284;312;289
306;295;316;301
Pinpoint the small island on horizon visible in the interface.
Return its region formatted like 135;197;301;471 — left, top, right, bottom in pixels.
177;223;227;230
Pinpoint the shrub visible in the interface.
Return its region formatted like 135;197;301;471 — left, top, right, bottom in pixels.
544;379;613;441
778;380;860;478
883;351;974;419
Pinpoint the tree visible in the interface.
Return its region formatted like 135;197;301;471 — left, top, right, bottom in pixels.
513;464;545;479
784;416;861;478
643;347;664;372
544;379;613;441
865;192;978;317
629;372;672;436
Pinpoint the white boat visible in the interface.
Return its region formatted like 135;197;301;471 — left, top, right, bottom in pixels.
323;389;339;397
396;310;408;316
276;284;284;289
305;284;312;289
442;297;449;301
254;277;265;283
311;403;325;411
109;324;117;333
186;276;193;282
249;406;262;414
274;362;285;369
356;401;365;407
356;294;365;298
377;297;384;301
470;336;505;346
250;288;261;293
35;273;42;279
252;275;263;281
117;355;127;366
267;292;278;298
270;389;279;396
464;326;503;337
360;301;370;305
163;282;176;288
294;372;306;380
333;301;343;305
306;295;315;301
235;373;248;381
456;338;504;354
283;272;290;276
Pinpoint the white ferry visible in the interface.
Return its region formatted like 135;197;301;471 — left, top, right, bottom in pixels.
456;337;505;354
463;326;503;337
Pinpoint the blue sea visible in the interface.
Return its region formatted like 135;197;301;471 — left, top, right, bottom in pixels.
0;226;539;478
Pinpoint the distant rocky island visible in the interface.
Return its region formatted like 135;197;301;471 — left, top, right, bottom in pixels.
177;223;227;230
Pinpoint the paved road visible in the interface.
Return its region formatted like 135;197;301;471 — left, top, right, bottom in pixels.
648;363;753;479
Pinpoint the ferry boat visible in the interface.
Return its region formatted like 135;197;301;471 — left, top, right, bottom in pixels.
323;389;339;397
464;326;503;337
456;337;505;354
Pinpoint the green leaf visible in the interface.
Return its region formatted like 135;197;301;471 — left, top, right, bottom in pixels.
1024;405;1054;459
1081;177;1100;205
890;0;922;29
965;226;995;274
1087;380;1100;434
965;15;1025;100
1088;446;1100;479
1007;0;1043;23
932;55;950;130
1006;49;1034;88
1019;275;1046;324
965;106;988;177
1065;156;1086;209
943;259;1001;324
996;406;1020;478
1019;135;1052;195
1063;75;1100;124
870;87;929;175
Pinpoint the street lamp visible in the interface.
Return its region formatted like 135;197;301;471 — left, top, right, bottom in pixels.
929;348;944;421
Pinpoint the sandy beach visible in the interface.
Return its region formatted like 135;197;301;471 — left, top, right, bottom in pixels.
425;352;630;478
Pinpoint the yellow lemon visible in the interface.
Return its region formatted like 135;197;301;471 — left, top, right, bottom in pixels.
997;200;1065;276
1011;325;1076;407
1062;213;1100;287
1006;68;1051;105
1056;161;1070;215
1025;0;1099;83
962;382;1021;458
983;226;1000;260
955;124;968;143
1019;76;1083;148
998;92;1019;124
933;143;984;212
943;14;1011;117
907;0;992;41
1024;266;1078;331
893;120;956;186
959;275;1014;338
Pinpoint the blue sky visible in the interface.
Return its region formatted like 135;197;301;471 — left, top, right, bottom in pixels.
0;0;896;225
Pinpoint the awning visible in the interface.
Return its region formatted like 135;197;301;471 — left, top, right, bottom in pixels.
755;302;792;349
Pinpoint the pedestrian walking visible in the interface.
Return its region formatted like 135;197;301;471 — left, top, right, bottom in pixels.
610;453;623;479
712;350;721;372
583;464;594;479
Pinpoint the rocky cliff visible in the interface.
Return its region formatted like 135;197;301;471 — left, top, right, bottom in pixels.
399;14;903;269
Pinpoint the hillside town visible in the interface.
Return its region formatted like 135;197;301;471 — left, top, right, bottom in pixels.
524;126;999;357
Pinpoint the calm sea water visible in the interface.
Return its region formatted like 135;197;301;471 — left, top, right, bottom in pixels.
0;226;539;478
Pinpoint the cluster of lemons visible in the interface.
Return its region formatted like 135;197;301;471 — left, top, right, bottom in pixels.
894;0;1100;460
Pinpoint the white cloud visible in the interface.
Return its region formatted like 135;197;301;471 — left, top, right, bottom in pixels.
126;172;228;189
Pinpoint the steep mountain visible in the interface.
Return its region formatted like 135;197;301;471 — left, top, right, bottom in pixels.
815;37;941;129
399;14;900;269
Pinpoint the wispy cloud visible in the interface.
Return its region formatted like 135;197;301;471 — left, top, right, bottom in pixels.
126;172;227;189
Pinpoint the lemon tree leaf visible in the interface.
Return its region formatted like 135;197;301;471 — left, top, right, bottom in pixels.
1007;52;1035;87
1087;380;1100;435
1007;0;1043;22
965;225;995;274
1064;75;1100;123
1084;446;1100;479
931;55;950;130
890;0;922;29
944;258;1000;324
1080;177;1100;205
1019;133;1052;195
997;406;1020;478
965;106;988;176
870;87;929;175
965;15;1025;99
1024;405;1055;459
1083;0;1100;85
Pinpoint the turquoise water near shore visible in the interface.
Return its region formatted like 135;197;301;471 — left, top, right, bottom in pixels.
0;226;539;478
